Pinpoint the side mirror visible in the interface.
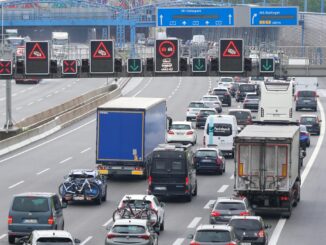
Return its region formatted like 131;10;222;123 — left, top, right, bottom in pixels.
61;202;68;209
74;238;81;244
187;234;194;239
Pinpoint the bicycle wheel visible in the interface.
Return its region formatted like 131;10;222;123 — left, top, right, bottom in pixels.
58;183;75;196
84;182;100;198
112;208;132;222
139;209;159;226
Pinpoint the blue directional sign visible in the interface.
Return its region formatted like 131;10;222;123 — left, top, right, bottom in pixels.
157;7;234;27
250;7;298;26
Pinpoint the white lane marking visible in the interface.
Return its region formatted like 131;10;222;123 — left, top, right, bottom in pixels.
37;98;43;102
16;106;22;111
172;238;185;245
12;93;17;97
204;200;215;209
80;147;91;154
20;90;26;93
46;94;52;98
36;168;50;175
230;174;234;180
0;119;95;163
80;236;93;245
102;218;113;227
270;98;325;244
8;180;24;189
217;185;229;193
133;77;153;97
59;157;73;164
0;97;4;101
27;101;34;106
67;84;71;88
167;77;182;101
0;234;7;239
187;217;202;228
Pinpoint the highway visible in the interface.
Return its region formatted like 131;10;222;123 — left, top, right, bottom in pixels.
0;78;110;126
0;76;324;245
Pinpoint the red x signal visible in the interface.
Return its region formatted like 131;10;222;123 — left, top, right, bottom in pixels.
0;61;12;75
62;60;77;74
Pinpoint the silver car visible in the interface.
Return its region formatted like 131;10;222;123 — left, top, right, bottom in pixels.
105;219;158;245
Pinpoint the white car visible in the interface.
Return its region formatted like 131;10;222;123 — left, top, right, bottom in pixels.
19;230;80;245
201;95;222;113
117;194;166;231
186;101;208;121
217;77;234;90
167;121;197;145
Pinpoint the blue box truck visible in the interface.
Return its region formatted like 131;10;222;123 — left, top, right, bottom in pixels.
96;97;167;177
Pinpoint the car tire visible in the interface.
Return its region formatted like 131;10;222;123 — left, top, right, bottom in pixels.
228;101;231;107
314;107;317;112
186;188;192;202
193;182;198;196
223;164;226;173
160;219;165;231
61;222;65;230
306;140;310;147
101;186;107;202
95;195;102;205
8;235;15;244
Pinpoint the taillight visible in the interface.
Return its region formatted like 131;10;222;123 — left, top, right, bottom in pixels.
226;242;237;245
8;216;13;224
257;229;265;238
186;131;194;135
185;177;189;185
224;93;228;96
107;233;116;239
48;216;54;225
216;157;222;165
148;176;152;186
240;211;250;216
168;130;174;135
280;196;289;201
210;211;221;217
190;241;201;245
244;99;249;103
139;235;150;240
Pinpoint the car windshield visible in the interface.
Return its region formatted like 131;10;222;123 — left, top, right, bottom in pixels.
215;202;245;211
202;97;218;101
229;111;251;120
122;199;151;209
199;110;216;116
36;238;73;245
171;124;191;130
195;230;231;242
297;91;316;97
12;197;49;212
112;225;146;234
229;219;262;231
221;78;233;83
189;102;206;108
251;76;264;81
240;84;256;92
195;150;217;157
300;117;317;124
206;123;232;137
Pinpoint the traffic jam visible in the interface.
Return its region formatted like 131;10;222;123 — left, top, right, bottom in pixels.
4;74;320;245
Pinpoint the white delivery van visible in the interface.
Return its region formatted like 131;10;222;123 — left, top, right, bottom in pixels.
203;115;238;157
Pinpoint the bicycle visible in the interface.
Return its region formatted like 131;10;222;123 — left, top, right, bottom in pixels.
112;196;158;226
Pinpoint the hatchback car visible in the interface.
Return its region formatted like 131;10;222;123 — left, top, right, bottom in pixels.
209;197;251;224
188;224;239;245
186;101;208;121
211;88;232;106
300;124;310;148
117;195;165;231
18;230;80;245
295;90;318;111
300;114;321;135
217;77;234;90
167;121;197;145
228;109;252;127
229;216;270;245
195;108;218;128
243;93;259;112
105;219;158;245
194;148;225;174
8;193;66;244
201;95;222;113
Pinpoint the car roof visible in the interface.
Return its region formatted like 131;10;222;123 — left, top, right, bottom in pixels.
228;109;251;113
300;114;317;118
213;87;228;91
196;147;218;152
197;224;232;231
229;216;262;221
216;197;246;203
14;192;56;198
172;121;192;125
32;230;73;239
246;92;257;96
113;219;148;226
121;194;155;201
199;108;216;112
69;169;96;175
202;95;219;98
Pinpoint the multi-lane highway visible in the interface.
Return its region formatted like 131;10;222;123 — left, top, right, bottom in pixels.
0;76;325;245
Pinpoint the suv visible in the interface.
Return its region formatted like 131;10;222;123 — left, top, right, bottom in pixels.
188;224;239;245
228;109;252;127
236;83;256;102
295;90;318;111
300;114;321;135
8;193;66;244
209;197;251;224
211;88;232;106
148;144;197;202
186;101;208;121
18;230;81;245
229;216;270;245
194;147;225;174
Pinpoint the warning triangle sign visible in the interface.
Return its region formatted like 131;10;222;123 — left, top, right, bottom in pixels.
28;43;47;60
222;41;241;57
93;42;111;59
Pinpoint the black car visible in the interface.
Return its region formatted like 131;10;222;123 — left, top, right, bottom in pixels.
148;144;197;202
300;115;321;135
194;148;225;174
211;88;232;106
236;83;256;102
229;216;270;245
195;108;217;128
295;90;318;111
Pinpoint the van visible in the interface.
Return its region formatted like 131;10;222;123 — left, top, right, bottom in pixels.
147;144;197;202
203;115;238;158
8;193;66;244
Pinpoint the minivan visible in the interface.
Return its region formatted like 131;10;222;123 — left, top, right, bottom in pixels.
147;144;197;202
8;193;66;244
203;115;238;158
295;90;318;111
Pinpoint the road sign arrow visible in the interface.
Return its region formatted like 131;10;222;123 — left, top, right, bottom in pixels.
262;59;272;70
160;14;163;26
195;59;204;70
130;60;139;71
228;14;232;25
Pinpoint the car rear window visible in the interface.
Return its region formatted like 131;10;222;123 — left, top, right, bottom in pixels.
239;84;256;92
195;150;217;157
12;197;49;212
229;219;262;231
206;123;232;137
215;202;245;210
36;238;73;244
300;117;317;124
229;111;251;120
203;97;218;101
112;225;146;234
189;102;205;108
171;124;191;130
221;77;233;83
195;230;231;242
199;110;216;116
246;94;258;99
122;200;152;209
297;91;316;97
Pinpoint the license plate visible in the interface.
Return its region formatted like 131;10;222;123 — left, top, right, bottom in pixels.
304;100;311;102
155;187;167;190
132;170;143;175
98;169;109;175
241;243;251;245
201;159;213;163
23;219;37;224
111;166;122;170
176;132;184;135
73;196;84;200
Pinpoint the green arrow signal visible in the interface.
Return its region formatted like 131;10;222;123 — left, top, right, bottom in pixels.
195;59;204;70
128;59;142;73
193;58;206;72
130;59;139;71
261;58;274;72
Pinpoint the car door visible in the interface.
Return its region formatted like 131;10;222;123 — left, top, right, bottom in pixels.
53;195;64;229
